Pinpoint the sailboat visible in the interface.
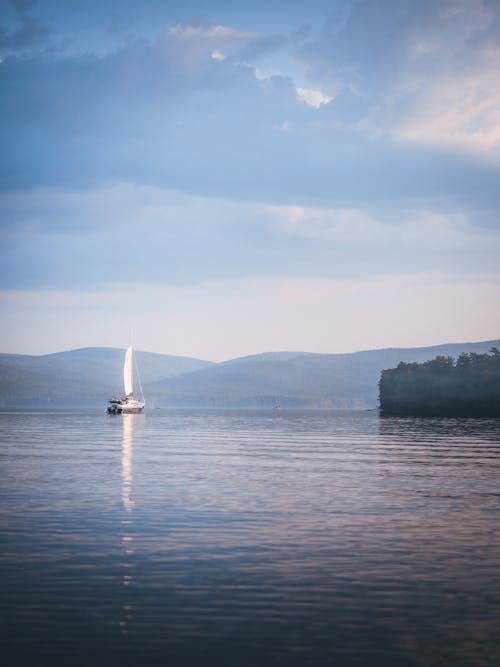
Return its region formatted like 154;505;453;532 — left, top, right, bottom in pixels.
107;346;145;414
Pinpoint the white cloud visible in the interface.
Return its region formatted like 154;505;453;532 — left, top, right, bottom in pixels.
254;67;281;81
275;120;291;132
158;21;253;73
298;1;500;153
270;205;383;241
167;23;250;41
268;203;495;251
296;87;332;109
396;62;500;153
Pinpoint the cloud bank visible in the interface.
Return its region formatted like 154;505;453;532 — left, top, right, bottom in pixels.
1;0;499;356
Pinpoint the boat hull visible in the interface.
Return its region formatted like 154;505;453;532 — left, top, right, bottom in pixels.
107;399;145;415
121;404;145;414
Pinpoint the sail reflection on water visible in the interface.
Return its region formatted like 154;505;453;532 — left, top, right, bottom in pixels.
120;414;137;634
121;414;135;513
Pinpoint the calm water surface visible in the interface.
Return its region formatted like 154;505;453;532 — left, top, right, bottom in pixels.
1;409;499;666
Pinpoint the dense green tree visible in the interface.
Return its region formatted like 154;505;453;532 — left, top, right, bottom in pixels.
379;348;500;416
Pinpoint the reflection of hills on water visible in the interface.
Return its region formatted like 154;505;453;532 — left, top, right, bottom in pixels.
379;415;500;444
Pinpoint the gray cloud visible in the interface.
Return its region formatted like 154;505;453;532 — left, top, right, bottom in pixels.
0;0;49;52
298;0;500;139
1;2;500;251
1;22;499;224
1;182;499;292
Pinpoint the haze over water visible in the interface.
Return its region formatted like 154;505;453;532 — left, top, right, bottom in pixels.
1;409;499;666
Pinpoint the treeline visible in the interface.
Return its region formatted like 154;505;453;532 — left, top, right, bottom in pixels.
379;348;500;416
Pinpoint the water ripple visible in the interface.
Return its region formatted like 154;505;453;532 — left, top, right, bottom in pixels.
1;409;499;666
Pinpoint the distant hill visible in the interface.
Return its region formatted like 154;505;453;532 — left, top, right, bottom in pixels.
1;340;498;408
145;339;500;408
0;348;213;407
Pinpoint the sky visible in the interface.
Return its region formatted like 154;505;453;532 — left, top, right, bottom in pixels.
1;0;499;361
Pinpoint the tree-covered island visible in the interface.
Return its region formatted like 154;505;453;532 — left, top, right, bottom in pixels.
379;348;500;416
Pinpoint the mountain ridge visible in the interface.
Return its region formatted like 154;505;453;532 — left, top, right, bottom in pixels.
0;347;213;407
1;339;498;408
146;339;500;409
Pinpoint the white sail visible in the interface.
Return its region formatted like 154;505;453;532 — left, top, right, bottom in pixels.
108;345;144;414
123;346;134;397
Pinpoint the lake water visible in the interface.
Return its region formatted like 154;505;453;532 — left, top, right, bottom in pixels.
1;409;499;666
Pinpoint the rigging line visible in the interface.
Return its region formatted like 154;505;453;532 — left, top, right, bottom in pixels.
134;349;145;403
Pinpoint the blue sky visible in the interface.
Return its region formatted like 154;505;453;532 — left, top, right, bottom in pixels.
1;0;499;360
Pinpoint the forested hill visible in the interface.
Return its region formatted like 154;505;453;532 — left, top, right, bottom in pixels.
1;340;499;408
144;339;500;408
379;348;500;416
